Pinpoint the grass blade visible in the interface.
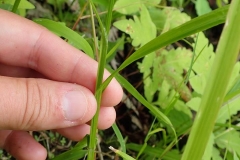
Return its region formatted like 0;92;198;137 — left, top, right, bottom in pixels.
181;1;240;159
112;123;126;153
11;0;21;13
109;146;135;160
34;19;94;58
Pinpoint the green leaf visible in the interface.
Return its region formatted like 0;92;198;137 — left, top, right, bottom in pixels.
203;133;214;160
161;7;191;33
190;32;215;95
216;97;240;124
215;129;240;157
0;0;35;9
113;5;156;47
148;7;166;31
112;123;126;153
167;100;192;135
114;0;161;15
109;146;135;160
195;0;212;16
186;97;201;112
225;73;240;102
51;136;88;160
34;19;94;58
234;151;239;160
139;47;192;103
212;147;223;160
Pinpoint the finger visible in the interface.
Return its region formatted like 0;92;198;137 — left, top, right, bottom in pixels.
55;124;91;141
56;107;116;141
0;76;96;131
0;9;123;107
0;130;47;160
0;63;44;78
97;107;116;130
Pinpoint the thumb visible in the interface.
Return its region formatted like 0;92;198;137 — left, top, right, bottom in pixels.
0;76;97;130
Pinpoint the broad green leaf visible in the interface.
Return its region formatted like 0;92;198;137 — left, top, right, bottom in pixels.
186;97;201;112
195;0;212;16
212;147;223;160
216;97;240;124
0;0;35;9
203;133;214;160
114;0;142;14
188;92;240;124
113;5;156;47
148;7;166;31
162;7;191;33
167;100;192;135
190;32;215;95
34;19;94;58
234;151;239;160
215;129;240;157
114;0;161;15
139;47;192;103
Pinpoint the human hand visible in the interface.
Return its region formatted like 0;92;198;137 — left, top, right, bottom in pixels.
0;9;123;160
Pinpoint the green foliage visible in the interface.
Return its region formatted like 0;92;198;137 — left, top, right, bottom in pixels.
114;5;156;47
0;0;34;16
195;0;212;16
114;0;161;15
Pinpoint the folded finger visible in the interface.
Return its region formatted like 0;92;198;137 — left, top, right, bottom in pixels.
0;130;47;160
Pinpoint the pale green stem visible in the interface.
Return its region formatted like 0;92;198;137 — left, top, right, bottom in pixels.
181;1;240;159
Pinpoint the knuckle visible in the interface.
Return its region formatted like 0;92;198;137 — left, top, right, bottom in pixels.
20;79;48;130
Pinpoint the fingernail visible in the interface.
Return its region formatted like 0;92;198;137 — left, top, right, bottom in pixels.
62;90;88;121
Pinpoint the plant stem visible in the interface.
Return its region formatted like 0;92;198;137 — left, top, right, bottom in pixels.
181;1;240;159
12;0;21;13
87;0;112;159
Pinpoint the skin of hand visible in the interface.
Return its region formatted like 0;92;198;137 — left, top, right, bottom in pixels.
0;9;123;160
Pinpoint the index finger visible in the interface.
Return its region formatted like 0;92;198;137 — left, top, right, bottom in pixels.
0;9;123;107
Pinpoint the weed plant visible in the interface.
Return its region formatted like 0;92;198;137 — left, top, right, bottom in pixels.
1;0;240;160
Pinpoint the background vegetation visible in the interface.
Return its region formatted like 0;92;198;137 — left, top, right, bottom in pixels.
1;0;240;160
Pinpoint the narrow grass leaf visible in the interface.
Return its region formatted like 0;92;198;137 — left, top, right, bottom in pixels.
109;146;135;160
112;123;126;153
106;36;124;62
224;75;240;102
51;136;88;160
11;0;21;13
34;19;94;58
